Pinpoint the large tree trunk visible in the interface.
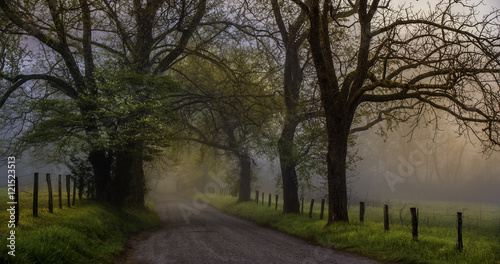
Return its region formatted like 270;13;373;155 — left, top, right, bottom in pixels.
88;149;113;203
324;105;354;224
125;155;145;208
304;0;354;224
278;116;300;213
238;153;252;202
114;144;146;208
278;43;303;214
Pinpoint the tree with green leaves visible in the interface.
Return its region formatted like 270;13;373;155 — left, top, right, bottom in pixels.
172;47;279;201
269;0;312;214
252;0;370;214
0;0;212;207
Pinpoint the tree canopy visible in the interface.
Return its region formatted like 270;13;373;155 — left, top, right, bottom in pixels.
1;0;498;218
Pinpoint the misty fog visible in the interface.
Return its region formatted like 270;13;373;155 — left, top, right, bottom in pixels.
143;118;499;207
354;123;500;205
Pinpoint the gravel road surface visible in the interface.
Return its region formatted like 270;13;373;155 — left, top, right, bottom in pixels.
119;193;381;264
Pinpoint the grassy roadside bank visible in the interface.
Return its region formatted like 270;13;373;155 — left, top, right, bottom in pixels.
0;191;160;263
209;195;500;264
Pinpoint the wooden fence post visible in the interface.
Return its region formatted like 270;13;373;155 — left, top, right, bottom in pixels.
275;194;278;210
46;173;53;213
301;197;304;214
255;190;259;204
262;192;264;205
410;207;418;241
33;173;38;217
58;174;62;209
78;175;83;200
384;204;389;231
72;176;76;206
360;202;365;222
457;212;463;251
268;193;272;207
309;199;315;218
320;199;325;220
86;180;90;199
14;176;19;226
66;175;71;208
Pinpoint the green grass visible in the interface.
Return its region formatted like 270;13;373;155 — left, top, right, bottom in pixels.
209;195;500;264
0;190;160;264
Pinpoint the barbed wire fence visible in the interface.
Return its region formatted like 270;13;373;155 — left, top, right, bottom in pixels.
250;189;500;251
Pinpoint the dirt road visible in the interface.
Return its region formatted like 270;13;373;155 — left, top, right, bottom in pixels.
120;194;381;264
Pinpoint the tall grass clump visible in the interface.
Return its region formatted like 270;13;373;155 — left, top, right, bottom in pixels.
0;190;159;264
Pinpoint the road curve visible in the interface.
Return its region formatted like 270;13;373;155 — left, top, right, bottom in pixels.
119;193;381;264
